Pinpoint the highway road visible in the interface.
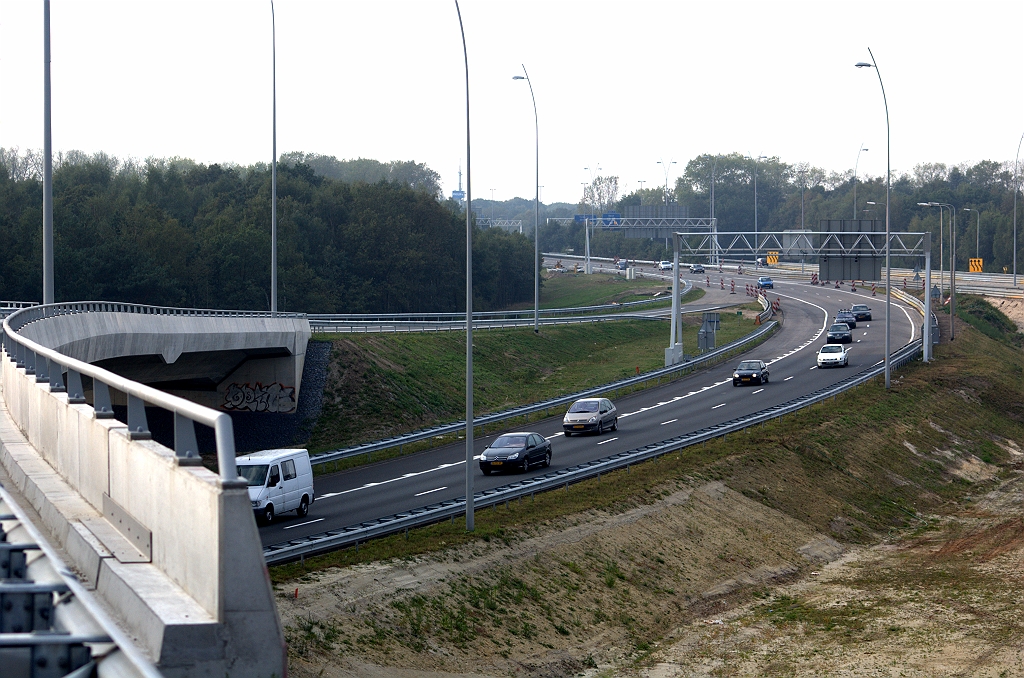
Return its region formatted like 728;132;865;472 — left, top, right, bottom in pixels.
259;275;919;546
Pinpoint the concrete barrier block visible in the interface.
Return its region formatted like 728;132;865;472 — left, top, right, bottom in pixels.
78;410;119;510
55;396;81;489
66;520;113;589
35;381;61;465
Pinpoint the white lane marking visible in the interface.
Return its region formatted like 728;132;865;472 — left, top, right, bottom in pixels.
712;403;726;409
863;332;868;335
752;388;764;394
660;419;678;425
414;486;448;497
545;432;564;439
597;437;619;445
810;366;817;369
784;376;794;381
330;458;473;497
283;518;325;530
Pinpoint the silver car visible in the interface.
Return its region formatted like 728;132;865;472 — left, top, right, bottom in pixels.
816;344;849;368
563;398;618;436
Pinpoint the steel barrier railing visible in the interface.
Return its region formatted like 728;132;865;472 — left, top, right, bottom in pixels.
264;338;923;565
308;318;778;468
0;303;284;485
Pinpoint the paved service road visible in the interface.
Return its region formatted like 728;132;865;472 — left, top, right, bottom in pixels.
259;279;917;545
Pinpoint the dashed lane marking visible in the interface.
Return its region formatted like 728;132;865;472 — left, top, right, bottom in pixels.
752;388;764;394
712;403;726;409
660;419;678;425
784;376;794;381
283;518;325;530
415;486;448;497
597;437;619;445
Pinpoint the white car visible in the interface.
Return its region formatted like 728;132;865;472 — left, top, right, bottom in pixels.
816;344;849;368
657;260;673;271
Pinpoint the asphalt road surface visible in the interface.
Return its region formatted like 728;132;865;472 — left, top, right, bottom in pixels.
259;278;917;545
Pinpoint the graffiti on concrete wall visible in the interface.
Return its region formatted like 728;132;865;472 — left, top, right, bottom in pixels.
223;382;297;413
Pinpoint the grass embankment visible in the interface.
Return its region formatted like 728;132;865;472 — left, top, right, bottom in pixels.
531;270;682;309
308;293;751;459
278;298;1024;675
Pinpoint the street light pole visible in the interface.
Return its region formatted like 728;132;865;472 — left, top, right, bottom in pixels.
270;0;278;315
1014;132;1023;286
42;0;54;305
657;160;676;206
856;49;891;389
513;67;539;333
747;155;767;259
454;0;474;532
853;144;868;221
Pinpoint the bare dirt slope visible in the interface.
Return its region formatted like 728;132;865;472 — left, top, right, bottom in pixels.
985;296;1024;332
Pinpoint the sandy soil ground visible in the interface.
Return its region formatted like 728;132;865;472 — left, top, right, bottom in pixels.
985;297;1024;332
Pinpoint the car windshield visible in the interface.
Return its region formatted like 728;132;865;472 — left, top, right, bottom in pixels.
820;345;842;353
830;324;849;331
737;361;761;370
237;464;269;487
491;435;527;448
568;400;599;413
852;305;868;311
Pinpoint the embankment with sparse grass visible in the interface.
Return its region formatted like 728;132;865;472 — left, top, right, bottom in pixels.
276;297;1024;678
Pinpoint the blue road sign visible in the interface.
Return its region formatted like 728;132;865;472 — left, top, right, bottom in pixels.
451;190;466;201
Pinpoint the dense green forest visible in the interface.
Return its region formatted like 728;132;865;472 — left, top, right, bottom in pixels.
542;153;1022;270
0;149;535;312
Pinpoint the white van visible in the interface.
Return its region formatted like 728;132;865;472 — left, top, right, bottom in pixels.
236;449;315;525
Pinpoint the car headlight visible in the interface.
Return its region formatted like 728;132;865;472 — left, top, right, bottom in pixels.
251;500;260;508
507;452;519;460
588;416;598;423
480;453;488;460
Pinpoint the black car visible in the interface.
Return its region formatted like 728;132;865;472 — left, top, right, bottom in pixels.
616;260;628;270
827;323;853;343
835;310;857;329
733;360;769;386
850;304;872;321
690;263;705;273
480;432;551;475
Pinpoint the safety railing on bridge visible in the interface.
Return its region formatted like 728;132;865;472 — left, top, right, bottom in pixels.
264;338;923;565
0;303;285;484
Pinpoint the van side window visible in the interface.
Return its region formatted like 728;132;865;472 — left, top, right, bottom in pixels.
269;465;280;483
282;459;297;481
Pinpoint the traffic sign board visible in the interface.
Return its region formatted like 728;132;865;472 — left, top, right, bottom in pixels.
969;258;983;273
451;190;466;201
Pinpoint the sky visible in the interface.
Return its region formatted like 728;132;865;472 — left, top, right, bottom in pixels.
0;0;1021;206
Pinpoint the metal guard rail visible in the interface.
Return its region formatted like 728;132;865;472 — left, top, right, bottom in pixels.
308;319;779;468
1;303;250;486
309;312;668;333
264;337;923;565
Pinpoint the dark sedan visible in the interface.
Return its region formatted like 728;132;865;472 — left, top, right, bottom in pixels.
480;432;551;475
563;398;618;435
827;323;853;343
835;310;857;329
733;360;769;386
850;304;872;321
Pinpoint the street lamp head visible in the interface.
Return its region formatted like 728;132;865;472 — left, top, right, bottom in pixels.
917;202;931;206
512;75;525;80
855;62;873;68
866;201;877;205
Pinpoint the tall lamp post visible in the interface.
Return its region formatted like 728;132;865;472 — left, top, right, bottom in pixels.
454;0;474;531
920;202;956;340
964;208;981;263
856;49;891;389
270;1;278;315
1014;132;1023;286
853;144;869;220
657;160;676;206
42;0;54;305
746;155;767;259
513;67;539;333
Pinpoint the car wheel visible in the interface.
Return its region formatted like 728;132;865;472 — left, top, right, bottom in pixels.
764;374;769;383
597;421;604;435
261;504;274;525
296;496;309;518
482;467;492;476
523;457;531;472
544;451;551;467
611;417;618;431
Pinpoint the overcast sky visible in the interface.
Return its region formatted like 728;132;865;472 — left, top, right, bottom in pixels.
1;0;1021;205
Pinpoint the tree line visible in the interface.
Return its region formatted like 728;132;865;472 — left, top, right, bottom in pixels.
0;149;535;312
536;154;1021;272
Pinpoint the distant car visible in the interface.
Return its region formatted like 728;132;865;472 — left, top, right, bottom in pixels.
480;432;551;475
690;263;705;273
616;260;628;270
733;360;769;386
756;276;774;289
563;398;618;435
835;310;857;329
827;323;853;343
850;304;872;321
658;260;673;271
816;344;849;368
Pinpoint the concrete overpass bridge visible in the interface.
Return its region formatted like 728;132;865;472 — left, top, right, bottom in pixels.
0;302;311;676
